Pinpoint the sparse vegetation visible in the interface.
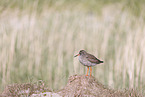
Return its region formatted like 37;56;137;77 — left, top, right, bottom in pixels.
0;0;145;96
58;75;143;96
1;75;143;96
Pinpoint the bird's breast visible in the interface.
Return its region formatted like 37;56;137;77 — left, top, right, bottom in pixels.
78;56;96;66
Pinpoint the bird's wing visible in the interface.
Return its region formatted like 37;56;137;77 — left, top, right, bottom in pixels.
86;54;100;63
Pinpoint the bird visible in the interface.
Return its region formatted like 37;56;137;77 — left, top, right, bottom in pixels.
74;50;103;76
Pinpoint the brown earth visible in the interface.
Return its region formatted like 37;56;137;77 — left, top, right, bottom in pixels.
57;75;143;97
0;81;51;97
0;75;143;97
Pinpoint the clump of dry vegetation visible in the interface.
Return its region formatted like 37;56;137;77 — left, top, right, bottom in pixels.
1;81;51;97
1;75;143;97
57;75;143;97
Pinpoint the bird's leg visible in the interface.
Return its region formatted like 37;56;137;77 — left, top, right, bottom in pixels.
90;67;92;76
86;67;89;76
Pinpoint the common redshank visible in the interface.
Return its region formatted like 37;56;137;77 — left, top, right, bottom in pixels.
74;50;103;76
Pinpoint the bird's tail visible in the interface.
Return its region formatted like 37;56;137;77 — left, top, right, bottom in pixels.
99;60;103;63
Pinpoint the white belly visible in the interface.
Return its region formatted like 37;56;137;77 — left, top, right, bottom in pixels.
78;56;96;67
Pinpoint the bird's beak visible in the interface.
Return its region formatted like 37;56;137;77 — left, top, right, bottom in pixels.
74;54;80;57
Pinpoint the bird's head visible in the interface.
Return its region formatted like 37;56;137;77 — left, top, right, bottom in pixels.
74;50;87;57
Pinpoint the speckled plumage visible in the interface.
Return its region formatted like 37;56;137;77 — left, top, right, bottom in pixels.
78;50;103;67
74;50;103;76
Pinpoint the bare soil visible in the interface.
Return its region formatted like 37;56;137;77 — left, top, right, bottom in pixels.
57;75;143;97
1;75;143;97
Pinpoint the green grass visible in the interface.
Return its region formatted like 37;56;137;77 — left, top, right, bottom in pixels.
0;0;145;95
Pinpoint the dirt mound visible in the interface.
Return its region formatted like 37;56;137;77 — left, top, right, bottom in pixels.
1;81;51;97
57;75;143;97
1;75;143;97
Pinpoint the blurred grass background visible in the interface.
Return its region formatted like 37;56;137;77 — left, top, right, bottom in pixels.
0;0;145;95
